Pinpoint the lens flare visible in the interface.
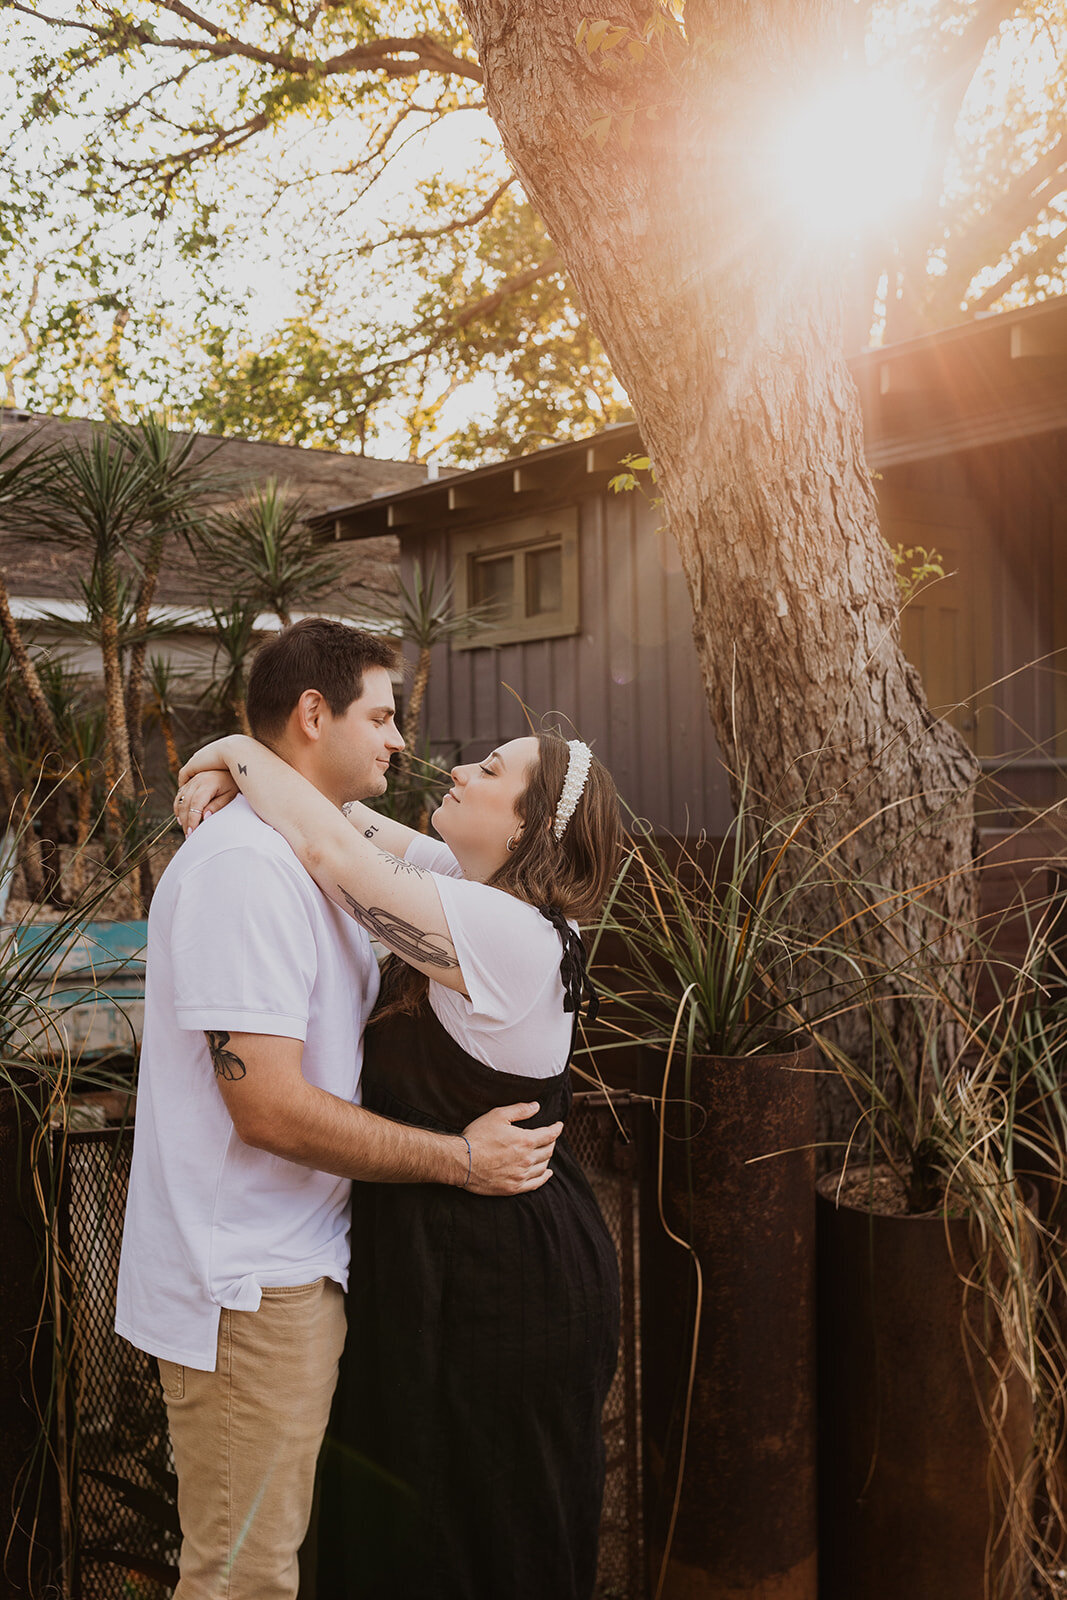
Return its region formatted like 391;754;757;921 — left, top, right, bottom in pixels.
771;70;932;238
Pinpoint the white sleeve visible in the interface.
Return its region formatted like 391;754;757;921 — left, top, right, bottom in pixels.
431;876;560;1024
170;848;319;1040
403;832;463;877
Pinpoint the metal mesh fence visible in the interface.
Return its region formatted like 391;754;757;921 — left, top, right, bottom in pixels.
56;1094;644;1599
57;1127;179;1599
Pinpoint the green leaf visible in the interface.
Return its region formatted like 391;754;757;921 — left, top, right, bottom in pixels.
582;113;613;147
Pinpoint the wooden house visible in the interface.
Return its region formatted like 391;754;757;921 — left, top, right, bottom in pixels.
316;295;1067;846
1;409;425;681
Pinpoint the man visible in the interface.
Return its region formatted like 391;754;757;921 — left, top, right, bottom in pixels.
115;619;559;1600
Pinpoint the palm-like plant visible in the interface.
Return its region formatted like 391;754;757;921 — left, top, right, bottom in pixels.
198;480;349;626
115;418;227;776
26;431;163;813
0;708;48;903
349;561;498;821
0;433;60;757
59;703;107;900
204;602;258;734
143;654;188;780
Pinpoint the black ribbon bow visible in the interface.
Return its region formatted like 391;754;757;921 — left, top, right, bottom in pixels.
540;906;600;1024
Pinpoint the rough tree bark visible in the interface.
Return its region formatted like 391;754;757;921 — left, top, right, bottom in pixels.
125;529;165;781
0;570;60;755
459;0;980;1141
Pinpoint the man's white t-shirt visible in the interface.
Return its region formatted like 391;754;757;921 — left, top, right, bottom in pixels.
403;833;574;1078
115;796;379;1371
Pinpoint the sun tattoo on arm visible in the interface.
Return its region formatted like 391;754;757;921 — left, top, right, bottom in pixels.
205;1030;247;1080
337;887;460;968
380;854;428;878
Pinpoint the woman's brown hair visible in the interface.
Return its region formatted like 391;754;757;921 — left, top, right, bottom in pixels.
374;730;622;1020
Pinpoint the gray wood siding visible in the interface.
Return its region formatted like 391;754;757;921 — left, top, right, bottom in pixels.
402;492;732;837
398;428;1067;834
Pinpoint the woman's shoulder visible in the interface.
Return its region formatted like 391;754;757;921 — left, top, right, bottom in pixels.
402;832;463;877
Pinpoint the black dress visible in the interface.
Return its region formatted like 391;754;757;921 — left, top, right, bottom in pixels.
316;939;620;1600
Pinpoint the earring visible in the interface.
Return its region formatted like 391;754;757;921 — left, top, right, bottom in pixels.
506;834;520;852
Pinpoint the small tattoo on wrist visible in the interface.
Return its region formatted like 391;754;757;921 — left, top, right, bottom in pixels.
237;763;247;776
363;822;379;839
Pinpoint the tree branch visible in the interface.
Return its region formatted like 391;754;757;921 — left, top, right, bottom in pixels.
359;253;565;385
16;2;484;83
949;136;1067;263
365;177;514;253
967;217;1067;314
450;254;562;332
918;0;1023;217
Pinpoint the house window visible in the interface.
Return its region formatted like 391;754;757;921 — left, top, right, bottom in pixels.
452;509;579;648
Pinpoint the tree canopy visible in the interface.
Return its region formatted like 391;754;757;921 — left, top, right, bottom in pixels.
1;0;1064;458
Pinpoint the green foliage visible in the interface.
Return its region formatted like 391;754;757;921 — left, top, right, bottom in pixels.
892;542;946;605
1;0;1064;450
592;775;848;1059
197;479;350;625
186;319;400;453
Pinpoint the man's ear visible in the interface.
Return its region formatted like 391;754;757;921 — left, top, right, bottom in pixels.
293;689;326;742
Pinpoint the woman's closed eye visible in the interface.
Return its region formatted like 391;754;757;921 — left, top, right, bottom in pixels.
479;765;495;776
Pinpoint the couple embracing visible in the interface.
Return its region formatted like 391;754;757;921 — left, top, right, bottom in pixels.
115;618;622;1600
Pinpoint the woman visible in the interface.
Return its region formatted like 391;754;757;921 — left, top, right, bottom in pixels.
176;728;622;1600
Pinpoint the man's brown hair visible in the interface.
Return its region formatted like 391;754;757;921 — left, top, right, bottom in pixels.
246;618;401;742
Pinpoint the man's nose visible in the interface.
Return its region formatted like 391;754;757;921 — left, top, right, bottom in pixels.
387;722;405;751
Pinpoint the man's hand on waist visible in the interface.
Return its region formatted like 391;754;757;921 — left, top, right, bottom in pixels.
461;1103;562;1197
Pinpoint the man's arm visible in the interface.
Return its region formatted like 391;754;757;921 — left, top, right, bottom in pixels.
205;1031;560;1197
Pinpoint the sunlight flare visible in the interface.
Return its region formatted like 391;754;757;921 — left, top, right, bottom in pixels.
771;70;932;238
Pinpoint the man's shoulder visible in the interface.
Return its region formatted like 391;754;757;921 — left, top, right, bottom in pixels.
157;801;312;904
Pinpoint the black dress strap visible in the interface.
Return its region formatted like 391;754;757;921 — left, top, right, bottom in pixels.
540;906;599;1025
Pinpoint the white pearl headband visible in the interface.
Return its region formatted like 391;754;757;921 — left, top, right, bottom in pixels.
553;740;593;842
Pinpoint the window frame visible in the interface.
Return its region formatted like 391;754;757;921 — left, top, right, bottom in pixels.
450;507;580;650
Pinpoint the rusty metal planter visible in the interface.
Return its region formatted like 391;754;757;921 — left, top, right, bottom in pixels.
641;1044;818;1600
816;1172;1035;1600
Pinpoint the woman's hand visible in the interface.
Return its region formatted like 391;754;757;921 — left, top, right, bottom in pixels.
175;770;240;836
178;734;254;787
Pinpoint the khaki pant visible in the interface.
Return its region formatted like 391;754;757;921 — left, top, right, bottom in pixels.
158;1277;346;1600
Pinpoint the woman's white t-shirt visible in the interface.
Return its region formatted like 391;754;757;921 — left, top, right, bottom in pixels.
403;833;575;1079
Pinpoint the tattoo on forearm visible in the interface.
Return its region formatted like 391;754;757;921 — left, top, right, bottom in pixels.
341;802;379;842
205;1030;247;1080
337;887;460;968
380;853;427;877
238;763;247;776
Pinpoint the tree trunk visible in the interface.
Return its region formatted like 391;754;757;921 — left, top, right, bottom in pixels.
125;532;163;783
459;0;980;1140
399;646;431;780
99;557;135;813
67;779;94;899
0;569;60;757
11;789;46;903
232;693;251;737
159;711;181;781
